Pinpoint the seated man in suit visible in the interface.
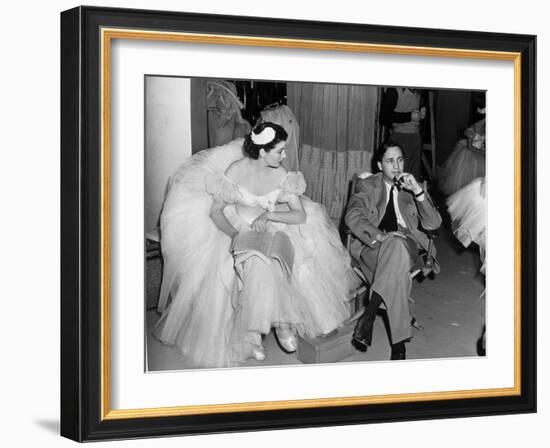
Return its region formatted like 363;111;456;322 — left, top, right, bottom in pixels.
345;141;441;360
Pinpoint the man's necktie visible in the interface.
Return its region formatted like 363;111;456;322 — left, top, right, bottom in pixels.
378;185;398;232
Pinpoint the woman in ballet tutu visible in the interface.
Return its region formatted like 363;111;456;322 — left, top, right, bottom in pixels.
439;110;486;197
154;122;358;368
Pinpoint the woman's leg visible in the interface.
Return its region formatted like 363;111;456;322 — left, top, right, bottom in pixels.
231;255;299;361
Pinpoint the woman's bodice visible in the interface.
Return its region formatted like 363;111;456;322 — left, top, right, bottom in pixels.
231;183;282;224
206;171;307;225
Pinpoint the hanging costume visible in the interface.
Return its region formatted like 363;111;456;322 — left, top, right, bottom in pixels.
206;80;251;147
260;104;300;171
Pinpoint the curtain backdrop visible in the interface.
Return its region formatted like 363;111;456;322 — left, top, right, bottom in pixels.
288;83;379;223
300;145;373;223
288;83;378;152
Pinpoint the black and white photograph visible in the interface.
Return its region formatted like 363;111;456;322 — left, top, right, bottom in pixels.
144;77;487;371
3;0;534;445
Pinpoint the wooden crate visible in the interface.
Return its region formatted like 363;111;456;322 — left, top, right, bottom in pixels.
146;238;163;310
296;323;355;364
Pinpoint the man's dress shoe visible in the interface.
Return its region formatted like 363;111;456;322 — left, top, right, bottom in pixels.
390;348;406;360
352;313;375;352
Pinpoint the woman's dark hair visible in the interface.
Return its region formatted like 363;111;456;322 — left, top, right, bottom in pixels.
243;122;288;159
374;140;404;163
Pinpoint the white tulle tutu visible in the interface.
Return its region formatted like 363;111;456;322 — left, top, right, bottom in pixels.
447;177;487;273
439;140;485;196
154;139;358;367
439;118;486;196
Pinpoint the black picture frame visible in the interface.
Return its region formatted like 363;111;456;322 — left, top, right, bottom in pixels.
61;5;536;442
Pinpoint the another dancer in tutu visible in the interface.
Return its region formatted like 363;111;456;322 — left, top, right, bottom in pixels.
439;107;486;196
447;177;486;276
154;122;358;368
447;177;487;354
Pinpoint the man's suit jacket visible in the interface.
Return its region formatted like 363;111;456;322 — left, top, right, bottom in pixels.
345;173;442;266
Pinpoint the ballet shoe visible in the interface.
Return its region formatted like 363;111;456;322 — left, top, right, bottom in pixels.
252;346;266;362
275;328;297;353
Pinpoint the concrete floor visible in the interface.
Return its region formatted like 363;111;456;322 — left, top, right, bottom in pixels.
146;212;485;371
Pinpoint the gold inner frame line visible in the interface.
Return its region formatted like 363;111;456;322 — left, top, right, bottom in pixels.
100;28;522;421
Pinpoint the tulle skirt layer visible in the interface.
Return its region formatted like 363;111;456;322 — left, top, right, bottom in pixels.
154;139;358;367
447;177;487;273
439;139;485;196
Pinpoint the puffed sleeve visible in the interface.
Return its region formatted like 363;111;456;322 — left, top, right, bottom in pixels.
205;173;241;203
279;171;307;202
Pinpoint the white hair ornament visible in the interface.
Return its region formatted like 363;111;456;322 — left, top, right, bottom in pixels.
250;127;275;145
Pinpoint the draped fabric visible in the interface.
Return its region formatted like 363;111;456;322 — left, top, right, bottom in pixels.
287;82;379;222
300;144;373;223
206;80;251;147
287;83;379;152
260;105;300;171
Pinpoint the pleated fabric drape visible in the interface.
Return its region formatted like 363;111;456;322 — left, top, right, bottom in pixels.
300;145;373;223
287;82;379;222
287;83;378;152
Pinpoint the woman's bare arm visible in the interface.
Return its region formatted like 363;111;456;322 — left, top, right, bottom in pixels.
269;195;306;224
209;199;238;238
253;195;306;230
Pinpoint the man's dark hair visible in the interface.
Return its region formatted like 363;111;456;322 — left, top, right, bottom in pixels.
374;140;404;163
